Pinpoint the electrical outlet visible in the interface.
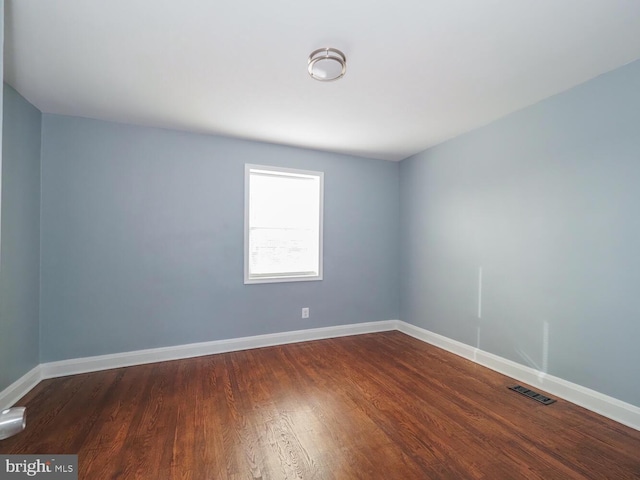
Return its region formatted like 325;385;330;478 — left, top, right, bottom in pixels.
301;307;309;319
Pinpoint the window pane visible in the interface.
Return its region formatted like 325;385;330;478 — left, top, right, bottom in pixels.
250;174;319;229
245;165;323;283
249;227;318;275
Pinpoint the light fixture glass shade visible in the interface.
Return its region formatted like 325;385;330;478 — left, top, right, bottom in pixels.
308;48;346;81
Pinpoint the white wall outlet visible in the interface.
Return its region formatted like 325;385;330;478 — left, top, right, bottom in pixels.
301;307;309;319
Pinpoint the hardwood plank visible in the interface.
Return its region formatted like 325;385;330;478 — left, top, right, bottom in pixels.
1;332;639;479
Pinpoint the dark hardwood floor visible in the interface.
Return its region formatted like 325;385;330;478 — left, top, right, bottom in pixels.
2;331;639;479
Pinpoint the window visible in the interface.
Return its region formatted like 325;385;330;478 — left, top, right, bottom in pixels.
244;164;324;284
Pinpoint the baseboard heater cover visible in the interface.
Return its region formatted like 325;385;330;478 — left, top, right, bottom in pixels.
508;385;556;405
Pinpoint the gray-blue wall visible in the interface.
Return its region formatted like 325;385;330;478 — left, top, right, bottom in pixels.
0;84;42;391
400;59;640;407
39;115;400;361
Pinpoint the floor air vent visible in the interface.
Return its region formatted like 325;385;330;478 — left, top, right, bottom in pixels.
508;385;556;405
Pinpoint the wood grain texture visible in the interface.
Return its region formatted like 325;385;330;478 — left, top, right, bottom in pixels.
1;332;639;479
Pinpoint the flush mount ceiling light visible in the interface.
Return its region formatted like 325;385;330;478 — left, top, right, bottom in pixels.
308;48;347;82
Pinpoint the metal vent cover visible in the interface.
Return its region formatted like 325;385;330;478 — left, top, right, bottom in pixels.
508;385;556;405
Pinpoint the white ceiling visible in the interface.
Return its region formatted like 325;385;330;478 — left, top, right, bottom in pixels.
4;1;640;161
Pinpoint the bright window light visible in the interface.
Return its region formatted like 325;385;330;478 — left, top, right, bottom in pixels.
244;164;324;284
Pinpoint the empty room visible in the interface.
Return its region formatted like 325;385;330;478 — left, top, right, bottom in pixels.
1;1;640;478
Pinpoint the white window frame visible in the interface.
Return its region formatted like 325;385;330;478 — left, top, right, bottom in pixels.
244;164;324;284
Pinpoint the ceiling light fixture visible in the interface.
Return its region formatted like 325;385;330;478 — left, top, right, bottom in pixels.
308;48;347;82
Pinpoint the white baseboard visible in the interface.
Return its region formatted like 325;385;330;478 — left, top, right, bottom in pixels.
40;320;398;380
0;366;43;410
2;319;638;432
397;321;640;432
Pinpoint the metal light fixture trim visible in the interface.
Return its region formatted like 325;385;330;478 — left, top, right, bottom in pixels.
308;48;347;82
